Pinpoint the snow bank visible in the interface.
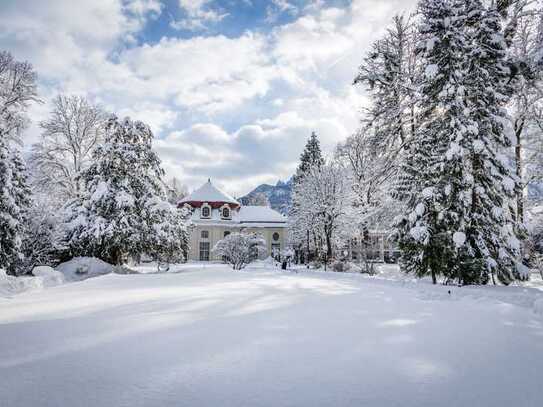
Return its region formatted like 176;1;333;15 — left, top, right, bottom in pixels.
0;266;64;298
0;269;42;297
56;257;116;282
32;266;65;287
1;257;129;298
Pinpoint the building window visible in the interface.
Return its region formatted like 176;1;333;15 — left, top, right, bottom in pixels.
222;207;230;218
271;243;281;255
272;232;280;241
201;205;210;218
224;231;230;238
199;242;210;261
201;230;209;239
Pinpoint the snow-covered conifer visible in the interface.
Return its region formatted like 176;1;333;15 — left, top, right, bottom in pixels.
397;0;526;285
64;115;189;265
145;199;190;266
396;0;471;284
292;131;324;185
0;51;37;275
457;0;525;284
289;131;326;262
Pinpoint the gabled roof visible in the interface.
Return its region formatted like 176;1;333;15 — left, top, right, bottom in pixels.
180;179;239;206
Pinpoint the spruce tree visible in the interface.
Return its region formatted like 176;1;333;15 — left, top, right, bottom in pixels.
457;0;524;284
290;131;324;263
293;131;324;184
396;0;470;284
64;115;188;265
397;0;525;285
0;139;30;274
0;52;36;275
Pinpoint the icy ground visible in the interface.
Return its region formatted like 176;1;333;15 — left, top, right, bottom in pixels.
1;262;543;407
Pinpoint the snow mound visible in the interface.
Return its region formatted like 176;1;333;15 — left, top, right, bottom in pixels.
56;257;116;282
32;266;65;287
0;266;66;298
0;269;44;298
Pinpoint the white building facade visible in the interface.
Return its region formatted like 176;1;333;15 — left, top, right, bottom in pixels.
179;180;288;261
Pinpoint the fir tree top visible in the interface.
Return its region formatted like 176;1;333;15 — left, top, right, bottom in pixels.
294;131;324;184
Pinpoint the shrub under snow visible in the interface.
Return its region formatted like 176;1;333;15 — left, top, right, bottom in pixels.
212;233;267;270
56;257;117;282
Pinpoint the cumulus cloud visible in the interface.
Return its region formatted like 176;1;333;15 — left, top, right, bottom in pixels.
0;0;419;195
154;108;351;195
120;33;276;114
171;0;229;31
266;0;299;23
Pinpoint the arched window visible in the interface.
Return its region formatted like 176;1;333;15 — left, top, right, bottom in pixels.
201;230;209;239
201;205;210;218
273;232;280;241
224;231;230;238
222;207;230;218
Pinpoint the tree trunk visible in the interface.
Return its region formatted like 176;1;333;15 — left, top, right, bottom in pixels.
326;233;332;259
306;229;310;264
515;122;524;223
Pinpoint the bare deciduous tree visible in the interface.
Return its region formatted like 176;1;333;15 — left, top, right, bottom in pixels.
31;95;106;201
0;50;39;141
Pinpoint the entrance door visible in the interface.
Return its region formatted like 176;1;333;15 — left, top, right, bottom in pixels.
199;242;210;261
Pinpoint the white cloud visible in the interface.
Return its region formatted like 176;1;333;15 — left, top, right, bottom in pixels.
266;0;299;23
119;33;277;114
0;0;420;195
154;108;352;195
125;0;163;17
117;103;178;135
171;0;228;31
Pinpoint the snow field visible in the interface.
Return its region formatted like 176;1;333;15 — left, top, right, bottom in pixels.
1;263;543;407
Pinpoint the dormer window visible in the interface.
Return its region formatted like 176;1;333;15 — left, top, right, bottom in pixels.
201;203;211;218
221;206;230;219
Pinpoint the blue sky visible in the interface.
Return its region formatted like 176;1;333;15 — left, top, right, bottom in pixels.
0;0;417;196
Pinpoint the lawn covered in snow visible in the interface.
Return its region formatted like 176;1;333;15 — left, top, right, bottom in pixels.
1;262;543;407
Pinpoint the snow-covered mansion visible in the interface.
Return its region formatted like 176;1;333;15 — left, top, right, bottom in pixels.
178;180;288;261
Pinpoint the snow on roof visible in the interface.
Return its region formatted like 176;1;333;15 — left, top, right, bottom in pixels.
180;179;239;205
239;206;287;224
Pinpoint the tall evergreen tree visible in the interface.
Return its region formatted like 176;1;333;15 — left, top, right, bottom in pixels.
293;131;324;184
458;0;524;284
290;131;325;262
0;51;37;275
0;139;30;274
396;0;471;284
64;115;189;265
397;0;525;285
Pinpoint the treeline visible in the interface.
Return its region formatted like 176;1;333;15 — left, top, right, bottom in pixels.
289;0;543;285
0;51;189;275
